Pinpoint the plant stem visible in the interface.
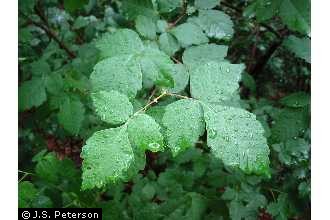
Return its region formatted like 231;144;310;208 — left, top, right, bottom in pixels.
135;91;168;115
134;91;190;116
19;11;76;59
167;92;190;99
18;170;34;183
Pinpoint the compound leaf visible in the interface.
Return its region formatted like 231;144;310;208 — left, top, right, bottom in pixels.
162;99;205;156
203;104;270;175
92;90;133;125
81;126;134;189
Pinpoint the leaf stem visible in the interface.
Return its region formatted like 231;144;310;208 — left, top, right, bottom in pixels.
18;170;34;175
134;91;168;115
18;170;35;183
166;92;190;99
134;91;190;116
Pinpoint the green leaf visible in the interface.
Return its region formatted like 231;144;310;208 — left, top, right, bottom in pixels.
141;183;156;200
18;181;38;208
31;195;53;208
267;193;291;220
30;60;51;76
157;20;169;33
298;181;310;198
190;61;244;103
64;0;88;12
157;0;182;13
90;55;142;99
64;71;90;92
228;200;246;220
223;184;267;220
58;96;85;135
272;138;310;165
73;16;89;29
283;35;311;63
135;15;157;39
19;28;33;44
182;43;228;69
279;92;310;108
251;0;282;22
138;48;174;88
183;192;207;219
189;9;234;40
123;147;146;180
45;73;64;95
170;23;209;48
158;32;180;56
195;0;219;9
242;72;257;94
81;126;134;189
167;64;189;93
279;0;310;35
121;0;159;21
203;104;270;175
162;99;205;156
92;90;133;125
146;105;166;127
19;0;35;13
95;29;144;59
19;77;47;111
35;153;61;183
271;108;309;143
128;114;164;152
19;181;53;208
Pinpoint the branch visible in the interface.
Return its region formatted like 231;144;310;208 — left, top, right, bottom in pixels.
249;40;282;76
220;1;282;39
171;56;182;64
19;11;76;59
167;0;188;29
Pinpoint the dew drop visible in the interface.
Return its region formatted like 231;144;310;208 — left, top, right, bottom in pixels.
208;129;217;139
148;142;160;150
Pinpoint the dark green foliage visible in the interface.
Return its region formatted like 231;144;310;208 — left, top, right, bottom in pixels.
19;0;310;219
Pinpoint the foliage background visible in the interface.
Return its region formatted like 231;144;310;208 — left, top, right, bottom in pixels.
18;0;310;219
